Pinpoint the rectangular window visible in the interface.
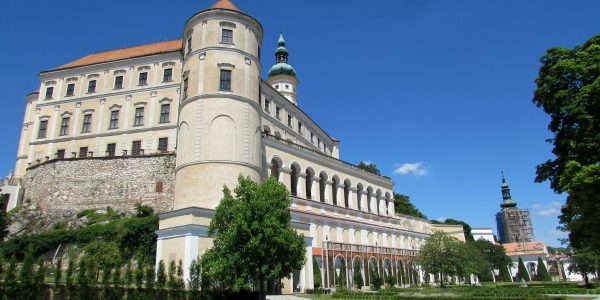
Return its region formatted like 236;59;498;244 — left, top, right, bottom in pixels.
56;149;65;159
87;80;96;93
79;146;89;158
138;72;148;86
163;68;173;82
81;114;92;133
160;104;170;123
264;99;270;112
109;110;119;129
66;83;75;96
45;87;54;100
221;29;233;44
275;106;280;119
187;37;192;54
287;115;293;127
134;107;144;126
311;132;314;143
114;76;124;89
38;120;48;139
106;143;116;157
158;137;168;153
131;140;142;156
183;77;189;98
219;69;232;91
59;117;70;136
298;121;302;134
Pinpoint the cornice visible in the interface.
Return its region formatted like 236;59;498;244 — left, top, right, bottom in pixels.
30;124;176;145
184;46;260;67
175;159;261;173
179;92;260;113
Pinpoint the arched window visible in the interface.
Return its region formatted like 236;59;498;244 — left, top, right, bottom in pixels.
367;187;373;213
376;190;382;215
305;168;314;200
343;180;351;208
290;164;299;196
270;158;280;180
356;184;363;211
331;176;339;206
319;173;327;203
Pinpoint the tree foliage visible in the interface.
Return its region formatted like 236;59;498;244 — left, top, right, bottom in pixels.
535;256;551;281
516;257;531;282
202;176;306;298
312;257;322;289
393;193;427;219
430;218;474;241
568;247;600;284
353;259;363;289
532;34;600;250
0;193;10;241
470;238;512;281
357;161;381;175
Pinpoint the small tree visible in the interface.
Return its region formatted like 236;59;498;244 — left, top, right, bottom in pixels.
156;260;167;290
124;261;133;287
188;257;202;297
53;257;63;299
312;257;322;289
516;257;531;282
134;256;145;289
110;265;123;298
418;231;462;287
567;247;600;284
535;257;551;281
18;247;36;299
369;262;381;290
3;256;18;299
144;265;155;289
34;257;47;300
65;257;75;298
499;264;512;282
167;260;176;289
337;259;347;287
0;193;10;241
353;260;363;290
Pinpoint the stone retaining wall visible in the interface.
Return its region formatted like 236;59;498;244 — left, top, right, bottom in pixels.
23;154;176;215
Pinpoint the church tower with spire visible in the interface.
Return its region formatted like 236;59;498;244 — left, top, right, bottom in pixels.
267;34;299;105
495;173;535;243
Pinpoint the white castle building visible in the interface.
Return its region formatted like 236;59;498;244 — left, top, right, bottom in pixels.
7;0;441;293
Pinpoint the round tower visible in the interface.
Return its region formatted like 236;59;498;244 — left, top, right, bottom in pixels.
174;0;264;210
267;34;299;105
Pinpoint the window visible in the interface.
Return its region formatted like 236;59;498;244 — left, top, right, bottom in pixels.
45;87;54;100
264;99;270;112
59;117;70;136
134;107;144;126
109;110;119;129
275;106;280;119
106;143;116;157
219;69;232;91
131;140;142;156
138;72;148;86
87;80;96;93
81;114;92;133
38;120;48;139
159;104;170;123
114;76;124;89
275;84;279;89
56;149;65;159
285;84;289;89
183;77;188;98
298;121;302;134
287;115;292;127
163;68;173;82
311;132;314;143
158;137;168;153
221;29;233;44
187;37;192;54
66;83;75;96
79;147;89;158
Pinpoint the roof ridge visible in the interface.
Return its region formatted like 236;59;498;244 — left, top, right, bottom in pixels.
87;39;182;55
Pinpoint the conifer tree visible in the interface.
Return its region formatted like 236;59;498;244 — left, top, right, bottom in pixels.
124;261;133;287
536;257;551;281
353;260;363;290
337;259;346;287
145;265;155;290
0;255;4;278
499;264;512;282
156;260;167;290
188;258;202;296
3;256;18;300
135;256;145;289
65;257;75;298
18;248;36;299
111;265;123;299
516;257;531;282
34;257;47;300
167;259;176;289
312;257;322;289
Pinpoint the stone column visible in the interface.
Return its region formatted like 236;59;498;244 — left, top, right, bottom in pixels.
296;173;306;198
388;198;395;216
46;105;60;157
311;177;319;201
378;196;385;215
336;183;344;207
368;193;375;213
348;187;356;210
280;167;291;191
324;180;331;204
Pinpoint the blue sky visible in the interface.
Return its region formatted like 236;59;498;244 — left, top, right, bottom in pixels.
1;0;599;247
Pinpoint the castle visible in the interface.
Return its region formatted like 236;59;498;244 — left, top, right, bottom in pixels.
6;0;438;292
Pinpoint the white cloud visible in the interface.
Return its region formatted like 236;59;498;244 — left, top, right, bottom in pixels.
533;201;563;216
394;162;428;176
532;204;541;209
538;208;560;216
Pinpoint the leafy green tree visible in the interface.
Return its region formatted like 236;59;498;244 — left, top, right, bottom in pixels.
76;258;93;299
3;256;18;300
418;231;462;287
357;161;381;175
202;176;306;299
393;193;427;219
470;239;511;281
353;260;363;290
188;257;202;297
532;34;600;251
516;257;531;282
312;257;322;289
0;193;9;241
535;257;551;281
455;242;487;284
83;240;121;282
568;247;600;284
430;219;474;241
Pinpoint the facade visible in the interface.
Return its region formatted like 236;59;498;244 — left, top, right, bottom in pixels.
503;241;549;281
495;174;534;244
10;0;436;293
472;228;495;243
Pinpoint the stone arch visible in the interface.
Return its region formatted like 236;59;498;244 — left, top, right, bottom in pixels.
354;229;361;245
367;232;373;245
209;115;235;160
263;124;271;134
270;155;283;180
343;179;351;208
356;183;364;211
319;171;328;203
366;186;374;213
328;226;336;242
342;228;349;243
305;166;315;200
315;224;323;246
177;121;190;162
386;234;392;247
395;236;401;248
527;262;536;278
331;175;340;206
367;257;379;285
290;162;301;196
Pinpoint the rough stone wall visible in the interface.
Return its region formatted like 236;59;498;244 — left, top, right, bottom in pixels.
23;154;176;215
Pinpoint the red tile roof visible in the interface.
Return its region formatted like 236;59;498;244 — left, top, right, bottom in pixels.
210;0;239;11
503;241;548;257
51;39;182;71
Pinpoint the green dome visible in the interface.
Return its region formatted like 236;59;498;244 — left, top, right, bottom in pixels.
268;63;296;77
